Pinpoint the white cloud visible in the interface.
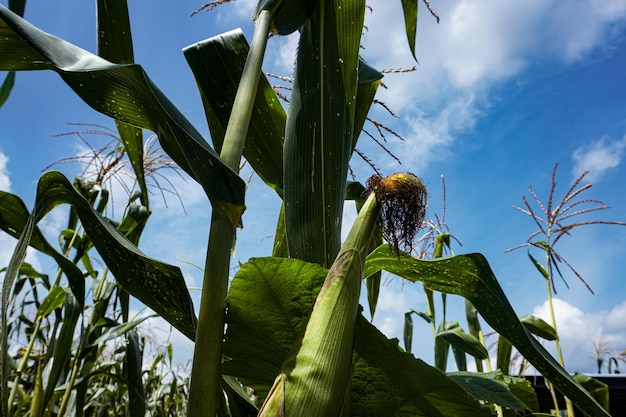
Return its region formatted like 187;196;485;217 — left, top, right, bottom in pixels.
572;135;626;183
532;298;626;373
357;1;626;172
394;94;480;172
0;152;11;192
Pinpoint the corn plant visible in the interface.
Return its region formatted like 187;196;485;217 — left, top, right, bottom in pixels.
507;163;625;416
0;1;614;416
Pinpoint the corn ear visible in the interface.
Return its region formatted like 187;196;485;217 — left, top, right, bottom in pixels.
258;193;379;417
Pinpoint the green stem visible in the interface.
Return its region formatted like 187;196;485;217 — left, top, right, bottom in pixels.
545;239;575;416
187;9;272;417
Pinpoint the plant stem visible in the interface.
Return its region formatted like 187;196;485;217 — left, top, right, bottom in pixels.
545;241;576;416
187;9;272;417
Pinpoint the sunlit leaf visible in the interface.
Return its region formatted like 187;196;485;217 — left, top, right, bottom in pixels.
224;256;491;416
363;244;610;417
184;29;285;195
284;0;366;267
254;0;319;35
0;6;245;225
24;171;196;340
36;286;66;319
448;371;534;412
437;326;488;360
520;314;557;341
400;0;418;60
0;190;85;305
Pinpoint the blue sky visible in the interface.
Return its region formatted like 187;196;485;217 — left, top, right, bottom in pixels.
1;0;626;375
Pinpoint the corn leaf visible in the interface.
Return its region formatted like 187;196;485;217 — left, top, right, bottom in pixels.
254;0;319;35
496;335;513;375
400;0;418;60
447;371;532;412
520;314;557;341
19;171;197;340
184;29;285;196
124;330;146;417
574;373;610;412
437;326;488;360
283;0;366;267
223;256;491;416
0;190;85;305
43;289;81;408
0;6;245;224
96;0;149;210
363;244;610;417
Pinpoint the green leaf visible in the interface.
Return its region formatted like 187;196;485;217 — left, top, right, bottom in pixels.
507;376;539;412
125;330;146;417
400;0;418;60
496;335;513;375
353;60;383;149
437;326;489;360
363;244;610;417
0;70;15;108
30;171;196;340
91;314;155;346
283;0;366;267
0;6;245;224
97;0;148;208
36;286;66;319
183;29;285;195
224;256;491;416
574;373;610;412
528;251;549;280
0;190;85;305
254;0;320;35
43;290;81;408
448;371;525;411
404;311;413;352
520;314;557;341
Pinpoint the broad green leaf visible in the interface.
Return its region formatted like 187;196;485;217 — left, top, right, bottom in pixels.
404;311;414;352
43;290;81;408
0;6;245;225
254;0;319;35
223;256;490;416
0;190;85;305
496;334;513;374
0;70;15;108
448;371;523;411
36;286;66;319
29;171;196;340
574;373;609;412
350;315;490;417
437;326;489;360
400;0;418;60
520;314;557;341
0;0;25;108
125;330;146;417
353;60;384;149
448;371;536;412
284;0;366;267
465;300;483;371
363;244;610;417
91;314;155;346
507;376;540;413
97;0;148;208
183;29;285;195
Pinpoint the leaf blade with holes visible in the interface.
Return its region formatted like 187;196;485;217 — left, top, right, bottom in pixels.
363;244;610;417
0;6;245;224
